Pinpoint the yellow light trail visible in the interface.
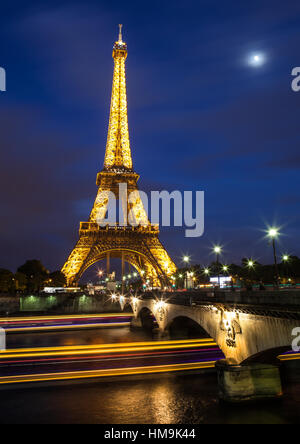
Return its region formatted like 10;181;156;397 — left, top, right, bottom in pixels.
0;354;298;386
5;322;131;332
0;339;216;360
0;361;216;386
0;313;133;323
278;353;300;361
0;313;133;332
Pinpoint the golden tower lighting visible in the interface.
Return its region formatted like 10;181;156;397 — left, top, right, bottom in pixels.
61;26;177;287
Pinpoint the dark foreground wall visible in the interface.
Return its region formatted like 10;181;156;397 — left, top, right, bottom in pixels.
0;294;125;315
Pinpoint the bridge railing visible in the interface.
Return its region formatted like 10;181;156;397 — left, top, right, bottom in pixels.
142;290;300;308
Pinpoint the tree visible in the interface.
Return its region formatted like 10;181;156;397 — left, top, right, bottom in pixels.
48;271;66;287
0;269;15;293
14;272;27;292
17;260;49;293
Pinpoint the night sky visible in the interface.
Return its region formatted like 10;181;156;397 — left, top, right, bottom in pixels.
1;0;300;275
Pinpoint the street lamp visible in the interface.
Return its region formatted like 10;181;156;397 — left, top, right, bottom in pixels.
213;246;222;286
182;255;190;289
282;254;290;283
267;227;280;286
247;260;255;268
246;259;256;286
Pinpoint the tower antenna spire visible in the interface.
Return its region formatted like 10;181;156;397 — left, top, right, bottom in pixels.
118;24;123;42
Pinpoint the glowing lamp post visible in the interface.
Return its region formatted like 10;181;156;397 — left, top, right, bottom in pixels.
246;259;256;287
248;260;254;268
213;246;222;286
267;228;280;286
182;256;190;289
282;254;290;283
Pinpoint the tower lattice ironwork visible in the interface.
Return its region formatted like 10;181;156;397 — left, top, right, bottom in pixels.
62;26;177;287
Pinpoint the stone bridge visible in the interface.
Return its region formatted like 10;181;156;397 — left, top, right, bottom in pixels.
126;290;300;403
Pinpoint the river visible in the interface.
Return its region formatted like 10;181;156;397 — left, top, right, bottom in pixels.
0;326;299;424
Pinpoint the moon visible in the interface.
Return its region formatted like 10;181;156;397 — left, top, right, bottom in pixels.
248;53;265;67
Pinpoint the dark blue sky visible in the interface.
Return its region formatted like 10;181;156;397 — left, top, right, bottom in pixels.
1;0;300;273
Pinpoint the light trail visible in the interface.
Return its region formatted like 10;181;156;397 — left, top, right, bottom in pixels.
0;348;221;366
278;353;300;361
4;322;131;332
0;339;216;360
0;313;133;322
0;333;297;387
0;313;133;332
0;361;216;385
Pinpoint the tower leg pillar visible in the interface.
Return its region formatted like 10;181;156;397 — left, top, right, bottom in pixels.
106;252;110;277
121;251;125;294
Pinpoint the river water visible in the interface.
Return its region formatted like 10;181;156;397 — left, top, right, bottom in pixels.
1;327;300;424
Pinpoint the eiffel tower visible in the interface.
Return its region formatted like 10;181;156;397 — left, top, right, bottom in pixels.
62;26;177;287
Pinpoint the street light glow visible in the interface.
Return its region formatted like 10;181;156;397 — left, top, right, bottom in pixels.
214;246;222;254
268;228;279;238
183;255;190;263
204;268;210;275
248;260;255;268
282;255;290;262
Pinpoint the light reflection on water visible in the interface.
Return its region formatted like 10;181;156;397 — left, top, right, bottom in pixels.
0;376;300;424
6;326;152;349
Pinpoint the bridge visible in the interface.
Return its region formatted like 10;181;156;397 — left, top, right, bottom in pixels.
127;290;300;403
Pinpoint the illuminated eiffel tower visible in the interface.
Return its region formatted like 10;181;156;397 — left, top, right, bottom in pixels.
62;26;177;287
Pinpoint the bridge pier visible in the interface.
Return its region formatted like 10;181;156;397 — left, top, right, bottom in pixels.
130;316;143;330
215;360;283;403
152;328;170;340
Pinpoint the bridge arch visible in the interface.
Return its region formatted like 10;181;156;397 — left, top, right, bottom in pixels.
167;316;211;340
243;346;290;365
138;307;158;331
134;300;223;349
